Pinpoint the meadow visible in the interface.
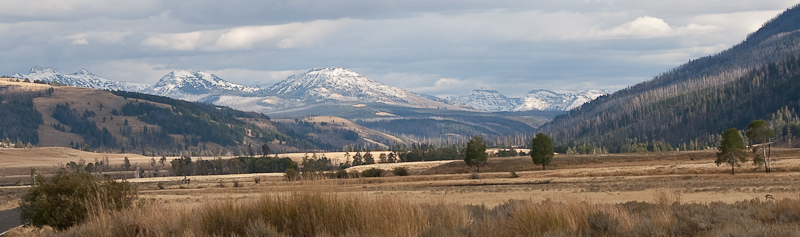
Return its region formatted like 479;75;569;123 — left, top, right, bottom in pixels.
3;148;800;236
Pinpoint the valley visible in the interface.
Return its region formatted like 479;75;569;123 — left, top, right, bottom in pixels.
3;147;800;236
5;3;800;236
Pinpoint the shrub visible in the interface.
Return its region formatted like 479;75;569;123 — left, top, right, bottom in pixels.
392;167;410;176
361;168;384;177
284;168;299;181
335;169;349;179
18;170;137;230
348;170;361;178
470;172;480;179
587;211;620;236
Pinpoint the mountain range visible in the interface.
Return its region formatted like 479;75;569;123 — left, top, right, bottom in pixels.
14;67;602;114
447;89;608;112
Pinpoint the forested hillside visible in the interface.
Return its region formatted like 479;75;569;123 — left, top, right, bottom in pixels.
0;90;44;145
0;79;326;154
538;4;800;152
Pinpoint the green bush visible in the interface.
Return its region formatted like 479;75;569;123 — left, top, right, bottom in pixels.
392;167;410;176
18;170;137;230
361;168;384;177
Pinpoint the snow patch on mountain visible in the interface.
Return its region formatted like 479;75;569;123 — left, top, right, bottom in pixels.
514;89;608;111
13;66;604;114
263;67;460;110
13;66;149;92
143;70;260;101
446;89;518;112
448;88;608;112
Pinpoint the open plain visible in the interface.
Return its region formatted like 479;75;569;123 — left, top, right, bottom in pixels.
3;147;800;211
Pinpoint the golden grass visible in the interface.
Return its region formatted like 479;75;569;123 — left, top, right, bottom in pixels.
11;191;800;237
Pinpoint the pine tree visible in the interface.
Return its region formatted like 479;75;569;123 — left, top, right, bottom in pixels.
530;133;554;170
352;152;363;166
363;151;374;165
464;136;487;173
716;128;747;175
122;157;132;171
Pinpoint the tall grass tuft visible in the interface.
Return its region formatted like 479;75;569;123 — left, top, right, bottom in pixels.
33;191;800;237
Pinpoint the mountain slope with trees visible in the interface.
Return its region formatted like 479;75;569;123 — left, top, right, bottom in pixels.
0;79;330;154
538;4;800;152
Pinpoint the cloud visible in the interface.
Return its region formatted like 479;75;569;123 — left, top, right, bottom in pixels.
66;31;132;45
0;0;162;22
143;31;210;51
143;19;346;51
582;16;719;39
70;38;89;45
0;0;797;99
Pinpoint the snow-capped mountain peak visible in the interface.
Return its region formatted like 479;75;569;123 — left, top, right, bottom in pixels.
446;89;518;112
446;88;609;112
73;68;93;76
14;66;149;92
146;70;259;100
267;67;409;101
28;66;59;75
514;89;609;111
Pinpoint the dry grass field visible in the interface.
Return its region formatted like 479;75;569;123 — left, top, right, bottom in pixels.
3;148;800;209
4;146;800;236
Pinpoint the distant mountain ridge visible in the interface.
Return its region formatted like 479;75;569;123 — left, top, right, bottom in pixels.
143;70;261;102
14;66;150;92
258;67;465;111
15;66;602;114
447;89;608;112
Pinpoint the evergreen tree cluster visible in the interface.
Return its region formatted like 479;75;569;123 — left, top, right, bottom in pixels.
169;156;297;176
52;103;115;148
121;101;244;146
0;93;42;145
395;143;463;162
112;90;307;151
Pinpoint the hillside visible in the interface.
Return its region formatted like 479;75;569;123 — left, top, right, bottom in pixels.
538;4;800;152
0;78;327;154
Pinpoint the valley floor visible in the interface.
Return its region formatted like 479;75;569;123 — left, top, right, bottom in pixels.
0;148;779;209
4;148;800;236
3;149;800;211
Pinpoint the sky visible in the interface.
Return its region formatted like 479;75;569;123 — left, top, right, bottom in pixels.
0;0;797;97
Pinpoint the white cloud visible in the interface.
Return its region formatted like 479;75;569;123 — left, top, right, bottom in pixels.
143;31;210;51
70;38;89;45
66;31;132;45
0;0;162;22
142;19;346;51
434;78;463;87
583;16;719;39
